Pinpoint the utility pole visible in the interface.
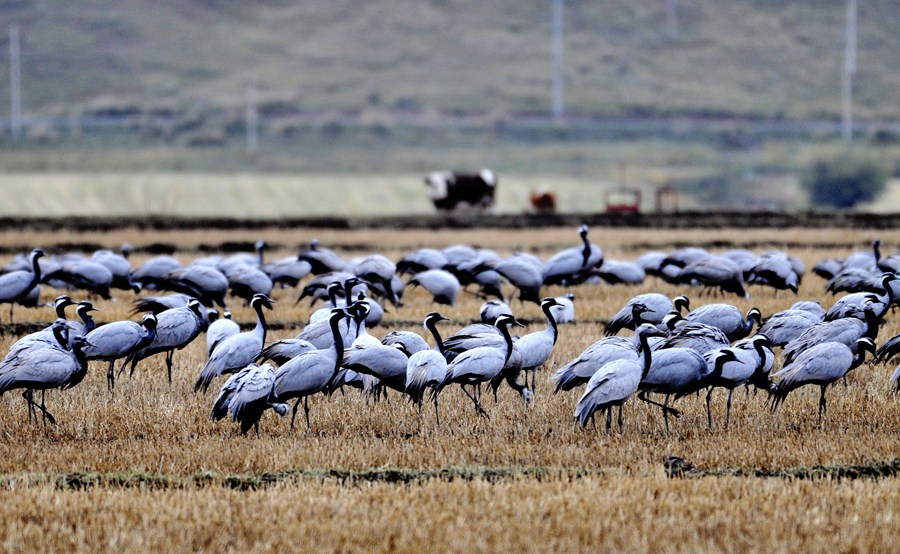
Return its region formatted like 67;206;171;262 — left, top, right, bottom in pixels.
551;0;564;122
841;0;857;144
9;25;22;142
246;82;258;155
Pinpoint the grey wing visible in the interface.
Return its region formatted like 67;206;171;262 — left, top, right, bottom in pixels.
229;365;277;420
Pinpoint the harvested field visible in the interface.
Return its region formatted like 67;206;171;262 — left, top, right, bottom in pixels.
0;224;898;552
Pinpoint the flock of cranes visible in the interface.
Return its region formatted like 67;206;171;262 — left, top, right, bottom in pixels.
0;229;897;436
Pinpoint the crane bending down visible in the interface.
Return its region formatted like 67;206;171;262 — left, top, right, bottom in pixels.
0;327;90;426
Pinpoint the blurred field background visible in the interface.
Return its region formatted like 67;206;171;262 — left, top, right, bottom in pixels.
0;226;897;550
0;1;898;217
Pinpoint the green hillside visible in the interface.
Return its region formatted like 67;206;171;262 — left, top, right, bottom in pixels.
1;0;898;121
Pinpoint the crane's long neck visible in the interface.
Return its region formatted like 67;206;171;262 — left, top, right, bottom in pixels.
753;341;767;373
864;310;879;340
638;333;654;380
78;310;96;334
330;316;345;373
542;302;559;344
28;254;42;290
140;324;157;349
327;286;340;309
426;320;445;355
500;323;515;363
850;346;869;371
580;234;591;268
253;302;268;345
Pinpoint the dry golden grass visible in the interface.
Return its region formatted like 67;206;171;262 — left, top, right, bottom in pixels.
0;225;898;552
0;477;897;553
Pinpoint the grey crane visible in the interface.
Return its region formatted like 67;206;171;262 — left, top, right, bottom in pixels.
43;259;114;299
354;254;400;306
825;273;897;321
542;225;603;286
130;255;182;289
91;249;135;291
3;295;75;361
492;254;544;305
677;255;748;299
770;338;876;426
126;299;207;383
195;294;275;393
702;334;771;428
550;292;575;324
746;251;800;293
212;363;289;436
0;329;90;426
606;294;689;336
206;308;240;357
217;239;268;274
132;293;194;315
297;239;350;274
639;347;738;432
573;325;659;433
263;256;312;288
408;269;460;306
479;299;513;324
553;322;664;393
84;313;158;391
593;260;646;285
341;342;410;394
758;304;824;348
397;248;449;275
782;306;878;365
435;314;522;418
653;312;730;355
382;329;430;355
494;297;561;394
404;312;449;423
270;308;349;431
259;337;317;366
225;266;273;305
683;304;762;342
0;248;44;322
157;264;229;308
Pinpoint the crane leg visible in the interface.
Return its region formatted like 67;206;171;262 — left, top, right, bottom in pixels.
107;360;116;392
22;389;35;423
705;388;714;430
726;389;734;429
23;390;56;427
290;398;301;432
459;385;489;418
433;393;441;428
637;391;681;419
166;351;174;384
618;404;625;434
9;303;13;323
818;385;827;428
663;395;671;434
605;407;612;435
304;396;312;431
